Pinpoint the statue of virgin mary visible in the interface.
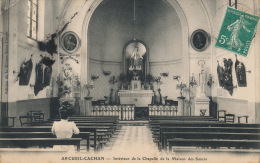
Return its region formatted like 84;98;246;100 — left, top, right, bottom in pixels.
129;47;143;71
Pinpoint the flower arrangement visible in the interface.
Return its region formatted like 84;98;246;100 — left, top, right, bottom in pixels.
154;76;163;90
160;72;169;77
109;76;118;85
173;75;181;82
63;86;71;94
103;70;111;76
154;77;162;84
91;73;99;80
56;76;63;87
58;85;71;97
74;75;81;89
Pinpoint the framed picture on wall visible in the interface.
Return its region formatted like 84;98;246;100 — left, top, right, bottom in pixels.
190;29;210;52
61;31;80;53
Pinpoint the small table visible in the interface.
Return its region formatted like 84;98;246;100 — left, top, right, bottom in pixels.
237;116;249;123
6;117;16;127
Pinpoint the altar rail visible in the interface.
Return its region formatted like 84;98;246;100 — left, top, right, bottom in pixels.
148;105;178;116
92;105;135;121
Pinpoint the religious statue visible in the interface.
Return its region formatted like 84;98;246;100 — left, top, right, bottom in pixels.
197;60;207;97
129;47;143;71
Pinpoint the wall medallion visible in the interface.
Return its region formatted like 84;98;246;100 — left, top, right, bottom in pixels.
190;29;210;52
61;31;80;53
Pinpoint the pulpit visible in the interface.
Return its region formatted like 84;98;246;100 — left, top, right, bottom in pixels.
118;90;154;107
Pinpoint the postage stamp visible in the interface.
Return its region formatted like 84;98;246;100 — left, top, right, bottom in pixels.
215;7;259;57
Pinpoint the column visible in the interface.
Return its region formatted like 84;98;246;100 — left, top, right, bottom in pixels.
82;98;92;115
177;96;185;116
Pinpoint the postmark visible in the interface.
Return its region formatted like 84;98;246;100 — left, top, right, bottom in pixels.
215;7;259;56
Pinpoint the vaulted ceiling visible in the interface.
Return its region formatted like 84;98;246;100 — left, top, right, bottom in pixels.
88;0;182;62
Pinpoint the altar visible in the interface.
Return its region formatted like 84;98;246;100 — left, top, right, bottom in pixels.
118;90;154;107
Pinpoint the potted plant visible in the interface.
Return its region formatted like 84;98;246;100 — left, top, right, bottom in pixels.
146;73;154;90
118;73;129;90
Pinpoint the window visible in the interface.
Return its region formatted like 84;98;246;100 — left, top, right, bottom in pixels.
27;0;38;40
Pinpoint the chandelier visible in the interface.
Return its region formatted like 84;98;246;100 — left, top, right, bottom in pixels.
128;0;142;72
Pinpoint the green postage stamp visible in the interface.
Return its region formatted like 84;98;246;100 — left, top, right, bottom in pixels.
215;7;259;57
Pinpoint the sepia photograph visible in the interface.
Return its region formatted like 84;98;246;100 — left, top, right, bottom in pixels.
0;0;260;162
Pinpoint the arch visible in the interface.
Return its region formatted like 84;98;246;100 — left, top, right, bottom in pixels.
81;0;189;77
81;0;102;85
60;0;190;100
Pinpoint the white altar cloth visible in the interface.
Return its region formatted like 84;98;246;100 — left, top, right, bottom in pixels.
118;90;154;107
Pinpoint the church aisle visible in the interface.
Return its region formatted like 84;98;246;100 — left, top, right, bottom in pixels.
102;125;160;156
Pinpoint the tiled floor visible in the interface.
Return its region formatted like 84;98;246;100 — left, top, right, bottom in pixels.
102;125;160;156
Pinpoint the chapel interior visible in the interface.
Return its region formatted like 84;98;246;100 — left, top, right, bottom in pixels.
0;0;260;158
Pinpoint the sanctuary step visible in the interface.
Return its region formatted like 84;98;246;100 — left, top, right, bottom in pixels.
118;121;149;126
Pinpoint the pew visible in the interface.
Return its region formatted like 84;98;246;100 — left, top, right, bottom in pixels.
51;116;119;122
0;127;99;151
158;121;260;127
10;115;119;152
167;139;260;151
0;148;67;153
149;116;217;120
156;127;260;145
150;120;260;151
149;117;218;129
162;132;260;151
0;138;81;151
0;132;91;151
31;122;117;139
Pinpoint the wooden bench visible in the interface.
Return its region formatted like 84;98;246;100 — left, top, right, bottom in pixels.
149;117;218;128
0;138;81;151
51;117;119;122
168;139;260;151
0;132;91;151
155;126;260;150
149;116;217;121
158;121;260;127
0;127;99;151
150;121;260;151
161;131;260;151
0;148;68;153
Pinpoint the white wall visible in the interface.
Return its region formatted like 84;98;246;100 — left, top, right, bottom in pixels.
62;0;213;113
212;0;259;123
2;0;259;121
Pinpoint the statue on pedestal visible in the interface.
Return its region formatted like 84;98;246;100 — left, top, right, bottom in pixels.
129;47;143;71
197;60;207;97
